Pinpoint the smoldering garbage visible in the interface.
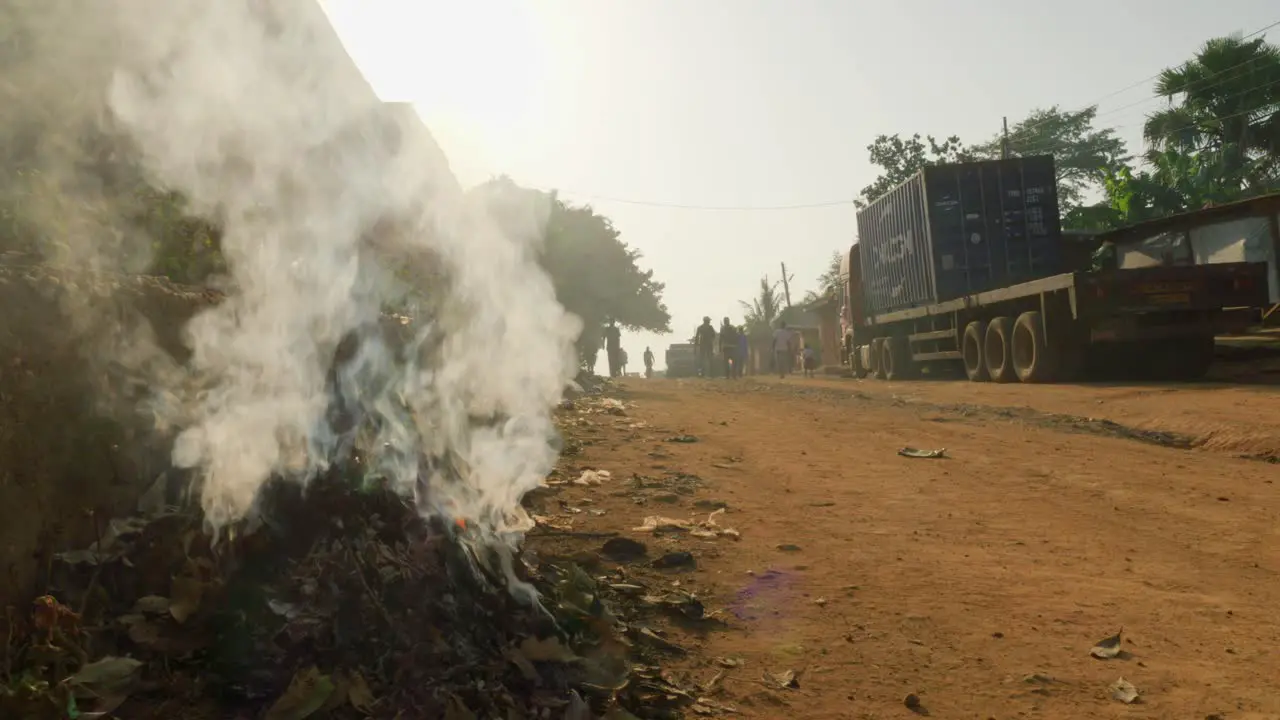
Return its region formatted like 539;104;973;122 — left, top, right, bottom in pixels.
5;460;704;719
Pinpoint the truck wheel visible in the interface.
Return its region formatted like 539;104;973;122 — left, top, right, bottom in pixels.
882;336;915;381
1169;335;1215;381
962;321;988;382
870;338;886;379
1012;311;1056;383
984;317;1016;383
851;345;869;379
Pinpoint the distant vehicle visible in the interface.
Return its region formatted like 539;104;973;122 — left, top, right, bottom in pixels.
664;343;698;378
841;155;1268;383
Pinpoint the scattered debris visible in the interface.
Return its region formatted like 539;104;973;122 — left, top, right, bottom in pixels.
665;435;699;443
692;499;728;511
651;551;696;570
763;668;802;690
633;516;693;533
600;537;648;562
1091;629;1124;659
1109;677;1140;704
716;657;745;669
904;692;926;714
776;543;802;553
4;471;698;719
898;447;947;459
573;469;612;486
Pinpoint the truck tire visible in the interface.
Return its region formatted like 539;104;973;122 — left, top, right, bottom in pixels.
1164;334;1215;381
1012;311;1055;383
882;336;915;381
962;320;988;382
851;344;869;379
984;316;1016;383
870;338;886;379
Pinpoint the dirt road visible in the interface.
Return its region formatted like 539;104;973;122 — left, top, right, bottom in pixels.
534;375;1280;719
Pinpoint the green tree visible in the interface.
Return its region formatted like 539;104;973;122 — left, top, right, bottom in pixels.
474;179;671;367
802;251;843;303
856;134;971;207
739;276;784;336
970;106;1129;221
1143;34;1280;196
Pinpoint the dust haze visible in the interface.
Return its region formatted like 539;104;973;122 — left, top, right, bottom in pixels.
0;0;581;537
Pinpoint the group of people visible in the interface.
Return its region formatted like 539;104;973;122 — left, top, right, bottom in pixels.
601;316;817;380
693;316;816;379
693;316;748;378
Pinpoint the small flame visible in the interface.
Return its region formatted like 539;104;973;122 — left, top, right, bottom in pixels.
455;517;468;531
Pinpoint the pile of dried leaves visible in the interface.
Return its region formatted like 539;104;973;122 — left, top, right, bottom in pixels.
0;464;697;719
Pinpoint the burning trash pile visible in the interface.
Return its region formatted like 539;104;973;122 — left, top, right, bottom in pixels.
1;461;704;719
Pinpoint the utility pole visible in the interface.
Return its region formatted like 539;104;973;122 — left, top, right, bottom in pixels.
779;262;793;307
1001;116;1010;159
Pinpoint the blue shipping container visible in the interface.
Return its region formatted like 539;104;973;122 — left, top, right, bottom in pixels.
854;155;1062;317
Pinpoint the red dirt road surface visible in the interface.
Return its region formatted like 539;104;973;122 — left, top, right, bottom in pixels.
533;375;1280;719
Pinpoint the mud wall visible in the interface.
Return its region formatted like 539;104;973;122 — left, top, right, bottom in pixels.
0;260;219;609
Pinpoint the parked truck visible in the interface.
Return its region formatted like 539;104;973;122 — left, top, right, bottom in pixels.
664;343;698;378
841;155;1269;383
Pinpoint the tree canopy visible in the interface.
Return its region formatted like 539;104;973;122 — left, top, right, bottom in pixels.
471;178;670;366
739;276;784;337
853;33;1280;233
855;134;970;207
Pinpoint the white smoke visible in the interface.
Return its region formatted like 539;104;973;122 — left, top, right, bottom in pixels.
103;0;581;533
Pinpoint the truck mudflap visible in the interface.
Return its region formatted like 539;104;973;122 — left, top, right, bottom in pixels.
1076;262;1270;315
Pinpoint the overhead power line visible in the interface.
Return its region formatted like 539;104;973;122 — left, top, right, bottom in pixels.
1014;18;1280;137
551;190;852;212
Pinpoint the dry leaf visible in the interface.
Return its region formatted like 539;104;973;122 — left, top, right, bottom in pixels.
347;671;375;713
443;694;477;720
132;596;170;615
168;576;203;624
66;657;144;699
519;635;581;663
1109;677;1139;704
1090;630;1123;659
265;667;335;720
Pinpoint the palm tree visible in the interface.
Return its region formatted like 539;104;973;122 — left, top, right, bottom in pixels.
803;251;844;303
1143;34;1280;195
739;276;783;336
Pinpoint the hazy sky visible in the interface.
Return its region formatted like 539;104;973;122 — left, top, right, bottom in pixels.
321;0;1277;369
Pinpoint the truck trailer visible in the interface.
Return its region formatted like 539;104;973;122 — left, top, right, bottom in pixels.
841;155;1269;383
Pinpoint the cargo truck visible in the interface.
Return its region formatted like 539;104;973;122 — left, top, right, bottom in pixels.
664;343;698;378
841;155;1269;383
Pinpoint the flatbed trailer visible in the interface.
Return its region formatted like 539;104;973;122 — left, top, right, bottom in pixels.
845;261;1269;383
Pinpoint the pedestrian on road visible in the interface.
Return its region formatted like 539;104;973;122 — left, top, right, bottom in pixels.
802;345;817;378
773;321;796;378
719;317;738;379
694;316;716;378
604;319;622;378
620;348;629;376
643;346;655;378
736;325;748;377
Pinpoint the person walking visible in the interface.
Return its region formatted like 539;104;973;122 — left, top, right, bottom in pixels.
620;348;629;376
802;344;818;378
718;317;737;379
736;325;749;377
772;321;796;378
604;319;622;378
694;316;716;378
643;346;655;378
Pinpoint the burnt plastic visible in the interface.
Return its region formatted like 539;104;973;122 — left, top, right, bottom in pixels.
855;155;1063;317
